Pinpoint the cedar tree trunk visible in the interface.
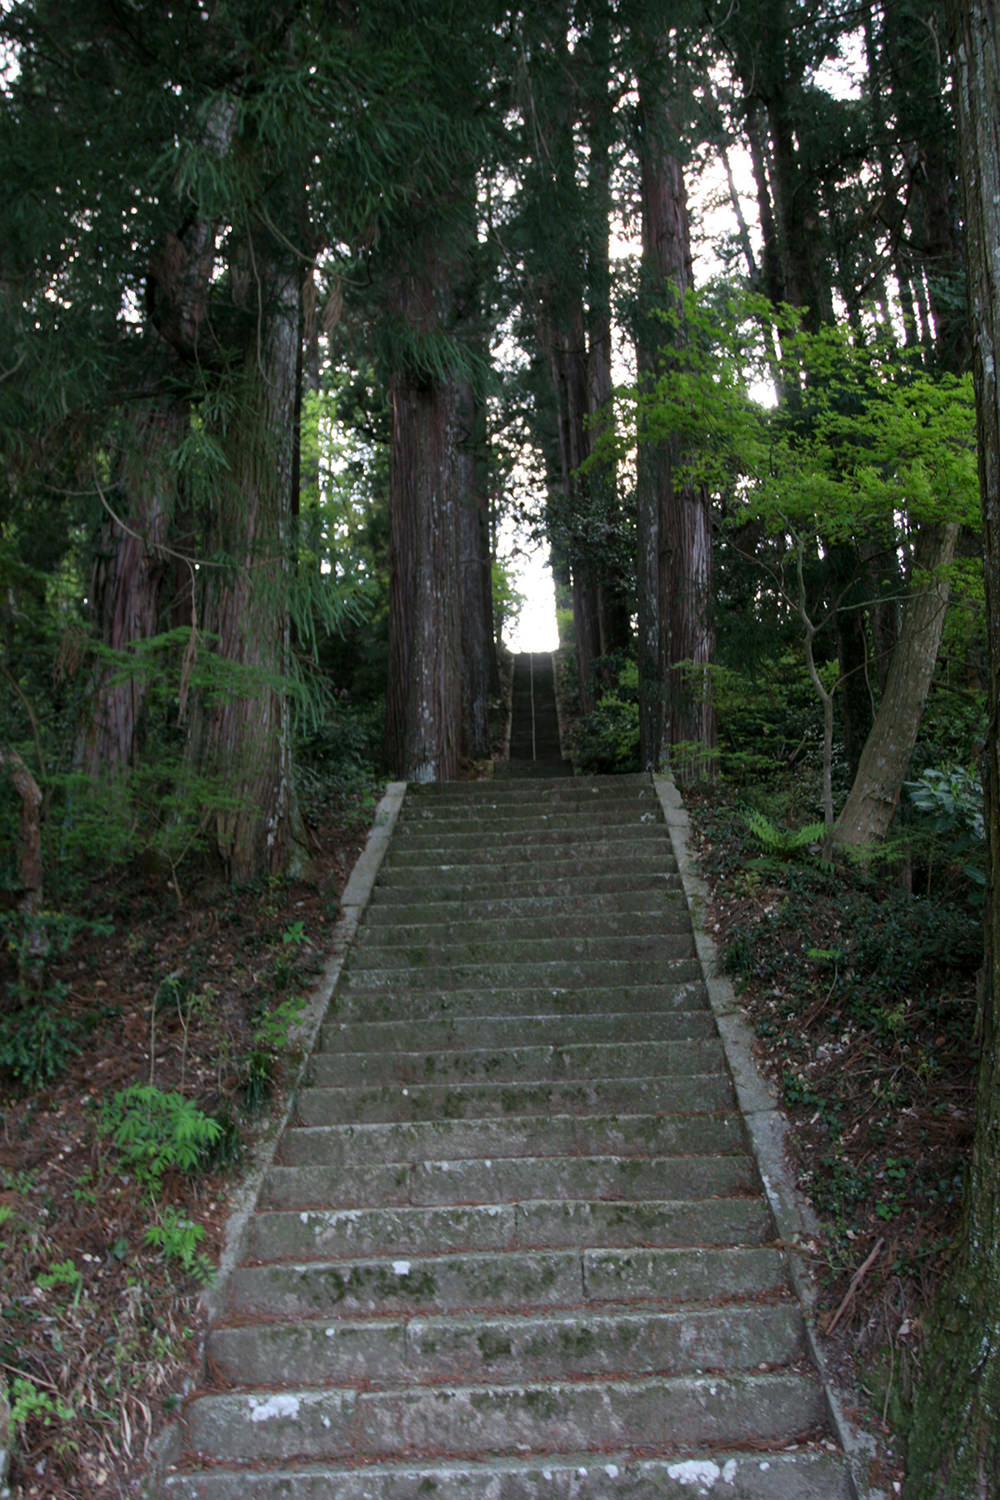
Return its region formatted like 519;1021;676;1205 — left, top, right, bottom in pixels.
635;58;715;776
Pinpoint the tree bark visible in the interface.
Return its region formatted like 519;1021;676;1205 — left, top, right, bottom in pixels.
634;54;715;777
903;3;1000;1493
192;252;301;881
77;400;185;776
456;375;496;762
0;745;42;915
835;522;960;847
385;374;462;781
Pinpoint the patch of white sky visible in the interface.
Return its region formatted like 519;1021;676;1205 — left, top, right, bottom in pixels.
504;27;868;651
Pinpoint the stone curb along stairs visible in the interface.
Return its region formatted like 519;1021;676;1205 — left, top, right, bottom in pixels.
153;773;880;1500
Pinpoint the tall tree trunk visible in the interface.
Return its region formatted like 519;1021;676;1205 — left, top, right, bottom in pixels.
77;399;184;776
385;375;462;781
635;55;715;776
904;5;1000;1492
457;375;496;761
835;522;960;846
192;254;301;881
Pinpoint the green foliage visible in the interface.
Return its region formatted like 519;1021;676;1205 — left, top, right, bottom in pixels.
142;1206;214;1285
0;992;83;1088
572;655;641;774
744;807;829;859
99;1085;223;1194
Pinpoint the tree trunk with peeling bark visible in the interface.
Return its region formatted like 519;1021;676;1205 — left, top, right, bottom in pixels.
903;4;1000;1493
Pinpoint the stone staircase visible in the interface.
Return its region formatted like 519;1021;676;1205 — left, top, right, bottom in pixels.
159;772;857;1499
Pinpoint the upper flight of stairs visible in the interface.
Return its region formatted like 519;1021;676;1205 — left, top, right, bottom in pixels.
159;762;857;1499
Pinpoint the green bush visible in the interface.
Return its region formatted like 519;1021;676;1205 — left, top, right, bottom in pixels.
573;655;641;774
99;1085;223;1193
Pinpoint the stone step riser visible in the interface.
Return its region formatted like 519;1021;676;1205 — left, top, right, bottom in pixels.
207;1301;805;1389
392;825;668;850
396;810;662;833
294;1073;736;1126
361;891;679;926
305;1037;725;1088
353;909;690;947
346;938;695;975
163;1450;855;1500
181;1372;827;1468
319;1008;714;1054
408;773;653;797
382;841;674;870
276;1112;744;1169
245;1196;775;1263
261;1153;758;1213
324;982;709;1024
337;958;703;994
370;872;684;899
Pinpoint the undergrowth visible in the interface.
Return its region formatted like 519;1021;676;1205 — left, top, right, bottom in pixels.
689;784;979;1452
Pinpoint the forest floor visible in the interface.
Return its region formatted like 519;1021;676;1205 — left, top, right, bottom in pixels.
1;773;978;1498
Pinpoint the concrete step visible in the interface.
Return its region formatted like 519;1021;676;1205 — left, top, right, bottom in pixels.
207;1300;805;1388
179;1370;828;1467
324;980;710;1023
408;773;653;799
336;957;703;995
294;1072;736;1126
163;1449;855;1500
352;905;690;948
304;1036;726;1087
370;868;685;900
396;805;663;832
345;932;695;972
361;888;682;927
381;837;674;869
275;1112;745;1169
260;1152;759;1212
317;1008;717;1055
243;1195;776;1263
391;823;669;851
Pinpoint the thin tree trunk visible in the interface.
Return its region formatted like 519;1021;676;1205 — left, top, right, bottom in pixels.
904;5;1000;1490
835;522;959;847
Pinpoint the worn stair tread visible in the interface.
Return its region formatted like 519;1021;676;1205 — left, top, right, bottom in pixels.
317;1010;718;1055
336;957;704;994
353;908;690;947
361;889;685;925
261;1152;760;1212
276;1112;745;1169
163;1449;854;1500
346;933;695;972
294;1073;738;1125
306;1036;726;1087
180;1371;829;1466
207;1300;806;1388
371;870;685;899
326;980;709;1022
244;1196;776;1262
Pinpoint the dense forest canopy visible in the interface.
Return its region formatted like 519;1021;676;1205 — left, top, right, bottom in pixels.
2;0;999;1493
